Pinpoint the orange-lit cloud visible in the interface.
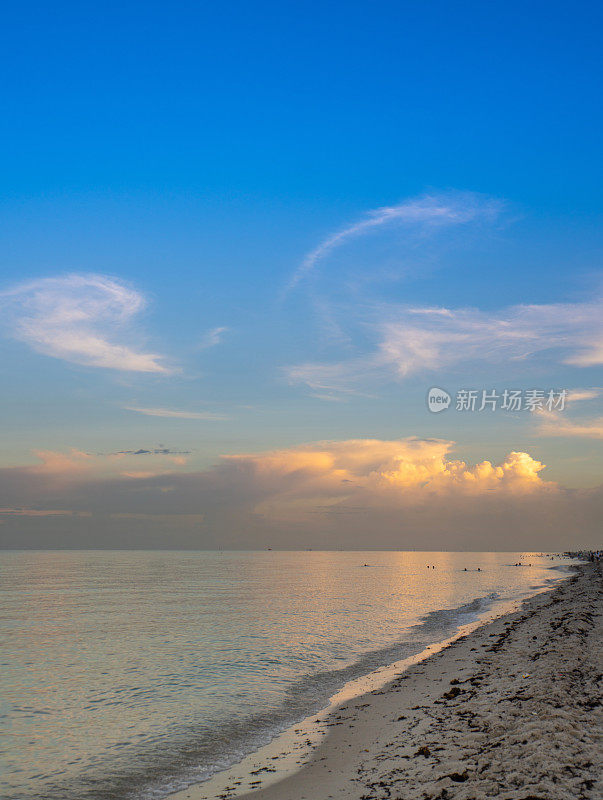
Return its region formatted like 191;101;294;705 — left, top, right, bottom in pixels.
222;440;553;524
226;439;549;492
0;507;92;517
20;447;190;482
536;409;603;439
0;437;600;550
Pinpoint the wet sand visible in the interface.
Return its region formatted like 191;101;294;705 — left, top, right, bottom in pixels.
172;563;601;800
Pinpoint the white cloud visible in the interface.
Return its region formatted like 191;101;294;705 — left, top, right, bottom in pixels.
124;406;228;420
288;191;502;290
1;273;171;373
286;360;379;395
379;299;603;376
199;326;229;350
380;300;603;376
535;410;603;439
532;388;603;438
287;298;603;392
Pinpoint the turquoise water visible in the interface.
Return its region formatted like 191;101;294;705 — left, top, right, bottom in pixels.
0;550;571;800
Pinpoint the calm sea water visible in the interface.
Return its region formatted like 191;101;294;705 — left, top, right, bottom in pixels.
0;551;571;800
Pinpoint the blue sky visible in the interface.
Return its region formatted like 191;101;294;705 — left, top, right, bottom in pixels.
1;1;602;547
1;1;601;205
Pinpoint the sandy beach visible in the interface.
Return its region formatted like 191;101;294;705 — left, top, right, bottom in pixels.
172;562;601;800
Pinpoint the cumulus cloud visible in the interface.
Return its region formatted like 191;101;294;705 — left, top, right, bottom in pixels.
0;274;171;373
222;439;552;521
288;192;502;290
0;438;556;503
1;437;600;550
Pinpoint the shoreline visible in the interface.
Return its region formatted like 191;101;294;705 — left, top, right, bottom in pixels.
168;562;599;800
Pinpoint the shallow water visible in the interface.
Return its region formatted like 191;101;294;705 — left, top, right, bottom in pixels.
0;550;571;800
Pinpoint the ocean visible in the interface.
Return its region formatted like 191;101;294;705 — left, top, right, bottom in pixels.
0;550;572;800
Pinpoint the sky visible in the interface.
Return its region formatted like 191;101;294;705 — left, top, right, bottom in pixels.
1;1;602;549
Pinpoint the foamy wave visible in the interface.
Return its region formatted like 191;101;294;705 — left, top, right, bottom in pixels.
414;592;501;632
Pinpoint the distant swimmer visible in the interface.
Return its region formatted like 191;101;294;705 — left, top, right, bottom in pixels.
477;567;481;571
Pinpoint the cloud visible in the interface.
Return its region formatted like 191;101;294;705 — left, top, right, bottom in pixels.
380;299;603;376
27;448;95;477
283;190;603;394
124;406;228;420
222;439;552;513
288;191;502;290
199;326;229;350
12;447;191;486
286;361;379;395
0;507;91;517
535;410;603;439
0;273;171;373
566;388;602;404
9;439;554;501
287;298;603;392
2;437;601;550
115;448;191;456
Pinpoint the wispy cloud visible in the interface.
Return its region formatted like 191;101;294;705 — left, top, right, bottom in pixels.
199;326;229;350
379;299;603;376
0;507;91;517
532;388;603;438
535;410;603;439
0;274;172;373
287;297;603;392
286;361;379;395
115;448;191;455
566;388;602;404
380;300;603;376
288;191;502;290
124;406;228;420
